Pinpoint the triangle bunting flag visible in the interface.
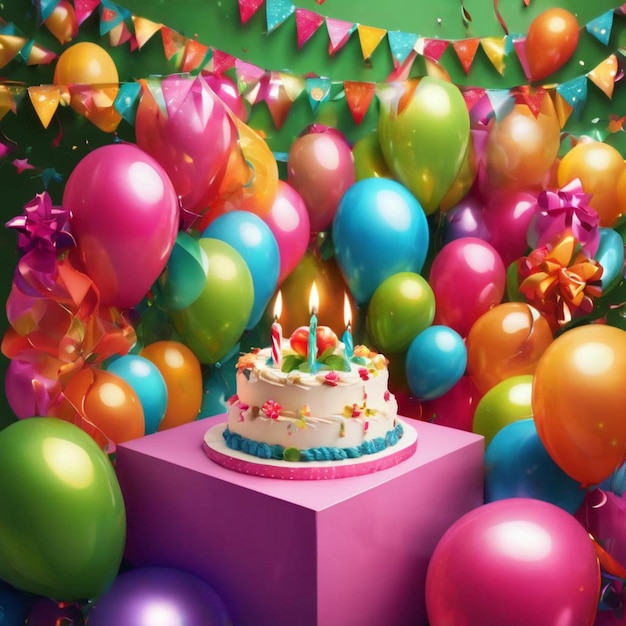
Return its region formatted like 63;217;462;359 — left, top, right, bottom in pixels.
295;8;324;48
343;81;376;124
357;25;387;61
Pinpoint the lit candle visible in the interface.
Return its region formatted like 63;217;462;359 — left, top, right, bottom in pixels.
307;282;319;372
271;291;283;368
342;293;354;367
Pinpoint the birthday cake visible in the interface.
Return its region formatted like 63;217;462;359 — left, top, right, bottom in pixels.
221;330;403;464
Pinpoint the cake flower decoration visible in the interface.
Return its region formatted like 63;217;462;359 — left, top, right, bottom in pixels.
261;400;282;420
517;232;603;332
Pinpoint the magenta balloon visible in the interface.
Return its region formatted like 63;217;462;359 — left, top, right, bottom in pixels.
262;180;311;284
484;190;536;266
443;195;489;245
287;129;355;233
5;359;61;419
426;498;600;626
135;75;235;215
63;143;179;308
204;73;249;122
420;375;481;432
429;237;506;338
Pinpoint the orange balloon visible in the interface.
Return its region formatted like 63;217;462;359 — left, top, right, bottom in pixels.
140;341;203;430
53;42;121;133
558;141;625;227
532;324;626;486
525;8;579;82
44;0;78;44
57;367;145;444
466;302;553;395
485;96;561;190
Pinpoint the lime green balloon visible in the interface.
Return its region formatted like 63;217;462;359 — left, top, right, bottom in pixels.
352;131;392;181
473;375;534;447
378;77;470;215
366;272;435;353
506;261;525;302
171;238;254;364
0;418;126;602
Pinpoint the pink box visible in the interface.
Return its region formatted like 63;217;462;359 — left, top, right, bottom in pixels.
116;415;484;626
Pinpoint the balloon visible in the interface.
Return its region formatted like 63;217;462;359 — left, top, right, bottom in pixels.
558;141;625;227
287;128;355;233
439;134;478;213
0;418;125;602
0;581;31;626
525;9;579;82
201;352;238;418
140;341;203;430
366;272;435;353
332;178;430;304
262;180;311;285
442;194;489;245
105;355;168;435
26;598;84;626
63;143;179;309
425;499;600;626
204;73;249;121
135;75;235;217
420;375;481;432
202;211;280;330
483;190;536;267
352;131;392;181
56;367;145;444
170;238;254;364
43;0;78;44
429;237;506;339
472;374;533;446
595;227;625;293
53;42;121;133
405;326;467;401
378;77;470;214
485;419;587;514
86;567;231;626
532;324;626;486
466;302;553;394
484;97;561;190
4;359;61;420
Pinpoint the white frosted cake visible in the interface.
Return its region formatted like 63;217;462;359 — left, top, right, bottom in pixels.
223;336;403;463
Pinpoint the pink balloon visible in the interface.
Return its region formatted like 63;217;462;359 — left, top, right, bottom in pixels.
5;359;61;419
420;375;482;431
429;237;506;338
426;498;601;626
204;73;248;122
483;190;536;267
63;143;179;308
287;129;355;233
262;180;311;284
135;75;235;217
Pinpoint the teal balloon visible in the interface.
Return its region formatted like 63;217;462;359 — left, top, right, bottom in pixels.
0;418;126;602
366;272;435;353
202;210;280;330
155;231;208;312
485;418;586;514
332;178;429;304
106;354;168;434
595;227;624;293
0;581;31;626
201;351;238;418
405;325;467;400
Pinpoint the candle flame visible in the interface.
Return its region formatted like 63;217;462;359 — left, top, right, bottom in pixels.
343;293;352;328
309;282;319;314
273;291;282;320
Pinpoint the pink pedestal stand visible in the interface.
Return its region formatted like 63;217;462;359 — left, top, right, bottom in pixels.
116;415;484;626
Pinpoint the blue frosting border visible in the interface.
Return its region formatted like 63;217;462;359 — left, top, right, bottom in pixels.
222;422;404;463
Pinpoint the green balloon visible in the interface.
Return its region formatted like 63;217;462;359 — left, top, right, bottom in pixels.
0;418;126;602
171;238;254;364
378;77;470;215
366;272;435;353
352;130;392;181
473;375;534;447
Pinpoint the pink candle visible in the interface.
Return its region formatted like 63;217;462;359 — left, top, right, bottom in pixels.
271;291;283;368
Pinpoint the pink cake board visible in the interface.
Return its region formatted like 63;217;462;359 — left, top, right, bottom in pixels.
116;414;484;626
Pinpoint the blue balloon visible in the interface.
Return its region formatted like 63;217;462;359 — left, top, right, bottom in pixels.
106;355;168;435
485;418;587;514
595;226;624;293
405;325;466;400
0;581;31;626
203;211;280;330
332;178;429;304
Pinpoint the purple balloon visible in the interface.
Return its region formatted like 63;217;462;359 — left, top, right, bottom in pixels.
443;195;489;244
426;498;600;626
86;567;231;626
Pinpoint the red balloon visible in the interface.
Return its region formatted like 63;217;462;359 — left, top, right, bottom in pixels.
525;8;579;82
